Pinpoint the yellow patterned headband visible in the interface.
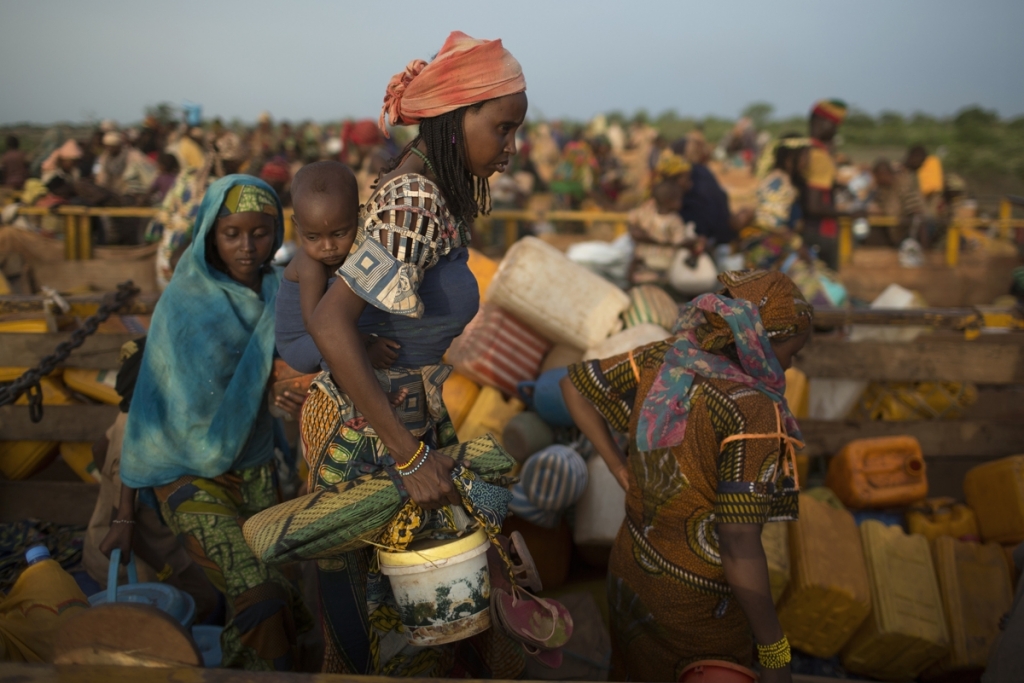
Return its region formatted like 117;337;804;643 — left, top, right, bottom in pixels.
219;184;278;218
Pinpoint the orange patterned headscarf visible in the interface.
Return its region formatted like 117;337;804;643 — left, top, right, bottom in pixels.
697;270;814;352
378;31;526;137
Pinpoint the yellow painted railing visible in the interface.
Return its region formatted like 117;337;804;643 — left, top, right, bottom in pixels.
16;206;298;259
15;205;1024;265
837;214;1023;268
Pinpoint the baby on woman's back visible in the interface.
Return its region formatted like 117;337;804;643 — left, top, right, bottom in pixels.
282;161;399;370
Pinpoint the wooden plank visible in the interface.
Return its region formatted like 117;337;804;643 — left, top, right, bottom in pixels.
962;385;1024;420
796;336;1024;383
0;292;159;315
799;419;1024;458
812;306;985;330
0;663;852;683
0;332;137;369
0;405;119;440
31;259;159;294
0;481;98;525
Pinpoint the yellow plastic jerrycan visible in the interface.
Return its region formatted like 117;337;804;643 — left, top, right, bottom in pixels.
777;495;872;658
0;545;90;662
467;248;499;303
59;442;102;484
905;497;979;542
963;455;1024;544
0;373;77;480
784;367;809;419
442;372;481;431
62;367;121;405
825;435;928;509
455;386;524;447
926;537;1013;676
841;521;949;680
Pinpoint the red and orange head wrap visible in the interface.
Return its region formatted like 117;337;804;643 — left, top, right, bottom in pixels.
378;31;526;138
811;99;848;125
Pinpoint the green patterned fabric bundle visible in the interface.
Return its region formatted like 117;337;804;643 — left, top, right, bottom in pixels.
242;435;515;564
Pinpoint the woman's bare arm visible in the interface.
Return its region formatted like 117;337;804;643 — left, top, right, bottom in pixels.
560;375;629;490
718;523;791;682
98;484;136;564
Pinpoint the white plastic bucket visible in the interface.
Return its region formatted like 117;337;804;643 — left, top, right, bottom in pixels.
573;455;627;546
379;529;492;646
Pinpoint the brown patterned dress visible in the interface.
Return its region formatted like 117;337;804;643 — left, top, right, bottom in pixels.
567;339;799;682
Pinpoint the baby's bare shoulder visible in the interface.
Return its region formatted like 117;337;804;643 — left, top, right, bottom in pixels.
284;249;320;281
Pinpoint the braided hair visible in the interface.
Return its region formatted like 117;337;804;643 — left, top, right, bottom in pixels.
382;103;491;224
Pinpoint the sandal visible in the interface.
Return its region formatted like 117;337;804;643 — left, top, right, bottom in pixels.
493;586;573;651
522;642;563;669
490;589;565;669
490;532;544;593
507;531;544;592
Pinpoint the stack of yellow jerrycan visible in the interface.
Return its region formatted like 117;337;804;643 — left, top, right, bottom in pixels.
841;520;949;680
0;369;77;480
925;537;1013;677
776;494;872;657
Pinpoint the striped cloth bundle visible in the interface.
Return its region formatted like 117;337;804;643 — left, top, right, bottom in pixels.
519;445;589;512
508;482;563;529
447;303;551;397
621;284;680;330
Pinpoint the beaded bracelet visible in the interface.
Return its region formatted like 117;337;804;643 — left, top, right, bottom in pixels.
396;442;426;471
398;446;430;477
111;519;136;525
757;635;791;669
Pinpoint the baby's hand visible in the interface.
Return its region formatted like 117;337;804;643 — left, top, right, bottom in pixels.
387;387;409;408
367;336;401;369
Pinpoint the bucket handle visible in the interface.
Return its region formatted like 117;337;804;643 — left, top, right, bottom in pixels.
107;548;139;603
517;381;537;408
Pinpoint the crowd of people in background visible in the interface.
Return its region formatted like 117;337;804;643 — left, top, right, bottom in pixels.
0;99;969;295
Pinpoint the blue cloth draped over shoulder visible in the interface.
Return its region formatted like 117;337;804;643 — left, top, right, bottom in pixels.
120;175;284;489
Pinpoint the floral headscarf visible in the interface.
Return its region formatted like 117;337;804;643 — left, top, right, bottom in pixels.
635;270;812;452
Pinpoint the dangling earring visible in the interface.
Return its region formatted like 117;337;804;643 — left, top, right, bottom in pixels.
451;133;456;144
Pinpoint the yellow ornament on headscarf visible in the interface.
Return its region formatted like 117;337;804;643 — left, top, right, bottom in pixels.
219;184;278;218
653;149;691;184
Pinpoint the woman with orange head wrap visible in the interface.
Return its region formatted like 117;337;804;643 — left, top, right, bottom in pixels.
563;270;812;682
297;32;529;677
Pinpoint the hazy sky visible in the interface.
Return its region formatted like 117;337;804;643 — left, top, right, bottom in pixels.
2;0;1023;126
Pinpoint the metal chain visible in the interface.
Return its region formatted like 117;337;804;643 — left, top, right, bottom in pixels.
0;280;140;421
